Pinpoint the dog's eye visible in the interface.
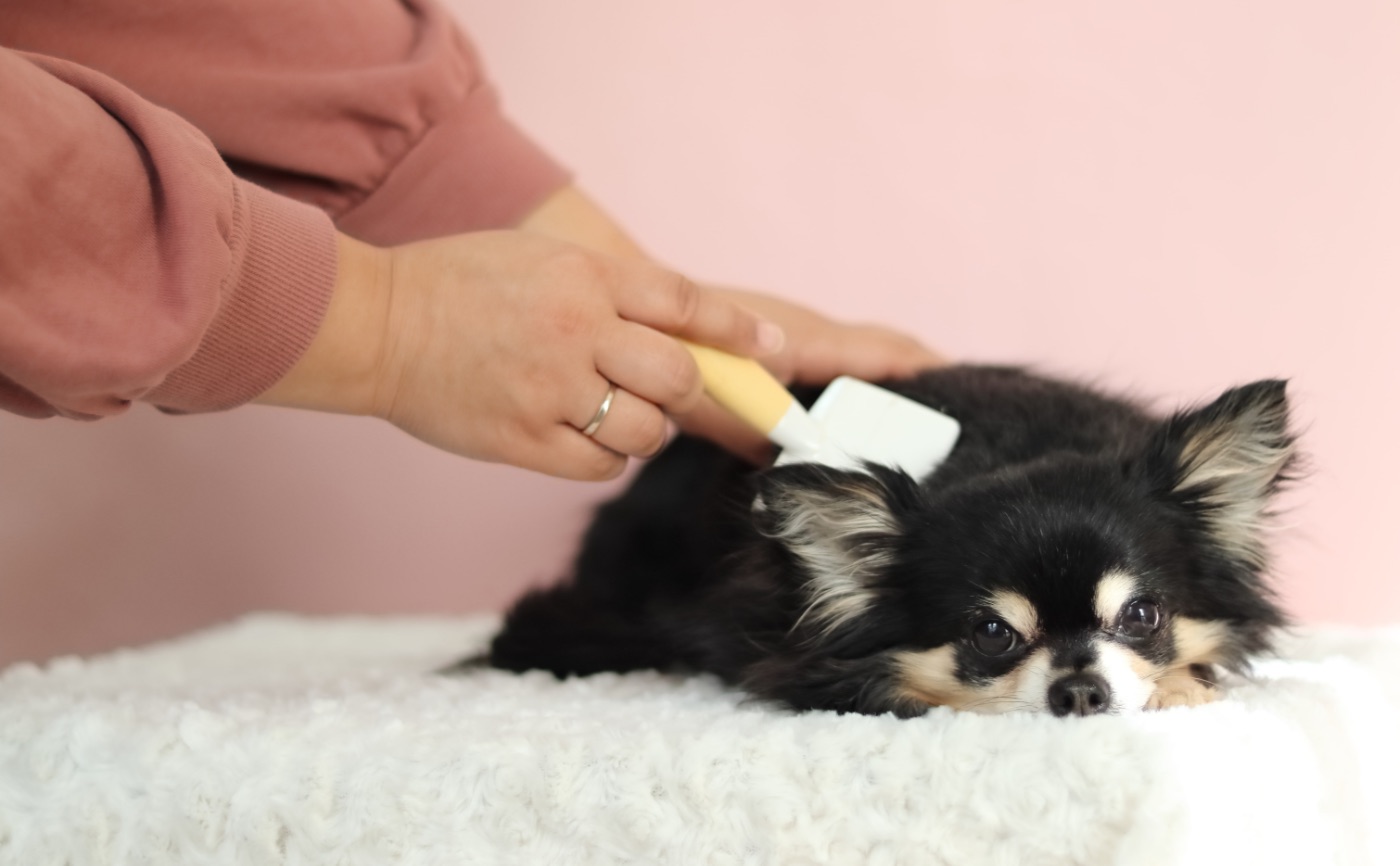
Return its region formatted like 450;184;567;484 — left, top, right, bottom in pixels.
971;619;1019;656
1119;599;1162;638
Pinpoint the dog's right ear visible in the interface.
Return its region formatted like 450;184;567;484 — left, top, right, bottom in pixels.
755;464;917;635
1146;379;1298;569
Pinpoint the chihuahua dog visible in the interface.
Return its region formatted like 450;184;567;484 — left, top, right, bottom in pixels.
484;366;1297;717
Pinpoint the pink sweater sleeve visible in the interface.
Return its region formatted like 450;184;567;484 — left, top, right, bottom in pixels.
2;0;571;247
1;0;570;419
0;49;337;419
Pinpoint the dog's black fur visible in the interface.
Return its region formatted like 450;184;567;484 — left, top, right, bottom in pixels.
484;366;1295;717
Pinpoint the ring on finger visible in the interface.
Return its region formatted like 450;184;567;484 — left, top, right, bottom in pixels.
580;383;617;438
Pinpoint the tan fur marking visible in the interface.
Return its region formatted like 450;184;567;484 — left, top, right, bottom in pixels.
1143;617;1229;710
893;646;964;708
1147;670;1219;709
1094;571;1137;626
895;646;1052;714
1124;648;1159;680
1172;617;1229;666
987;590;1040;641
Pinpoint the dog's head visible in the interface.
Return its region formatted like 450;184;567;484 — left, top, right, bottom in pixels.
747;380;1296;717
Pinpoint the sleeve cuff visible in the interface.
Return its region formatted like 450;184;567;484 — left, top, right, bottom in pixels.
147;181;338;413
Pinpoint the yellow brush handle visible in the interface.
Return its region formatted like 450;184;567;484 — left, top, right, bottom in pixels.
682;341;795;435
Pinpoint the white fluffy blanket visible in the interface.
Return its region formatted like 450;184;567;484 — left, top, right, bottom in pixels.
2;615;1397;866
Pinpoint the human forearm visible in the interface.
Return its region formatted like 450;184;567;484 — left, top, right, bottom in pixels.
518;186;652;262
254;234;392;418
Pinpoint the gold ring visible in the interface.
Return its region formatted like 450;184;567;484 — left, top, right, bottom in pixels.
581;384;617;437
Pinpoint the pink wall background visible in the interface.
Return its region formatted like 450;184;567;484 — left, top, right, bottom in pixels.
2;1;1397;663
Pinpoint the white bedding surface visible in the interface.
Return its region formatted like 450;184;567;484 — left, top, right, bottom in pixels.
2;614;1397;865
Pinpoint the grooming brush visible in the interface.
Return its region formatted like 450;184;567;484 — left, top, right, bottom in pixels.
684;343;960;478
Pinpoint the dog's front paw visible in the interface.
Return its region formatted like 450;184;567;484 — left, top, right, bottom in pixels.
1147;674;1218;710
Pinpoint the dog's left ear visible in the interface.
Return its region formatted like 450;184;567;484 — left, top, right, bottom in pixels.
755;465;915;635
1147;379;1297;568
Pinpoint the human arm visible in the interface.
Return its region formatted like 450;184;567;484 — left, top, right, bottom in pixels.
0;0;569;245
3;0;551;423
0;47;780;480
2;0;938;468
0;48;336;420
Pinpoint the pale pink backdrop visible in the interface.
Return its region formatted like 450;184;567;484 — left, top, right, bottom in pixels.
2;1;1396;663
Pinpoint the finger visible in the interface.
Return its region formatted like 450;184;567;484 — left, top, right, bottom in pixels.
612;264;785;359
673;396;775;467
524;425;630;481
570;377;618;433
876;330;948;370
582;386;671;458
790;327;948;385
595;322;704;415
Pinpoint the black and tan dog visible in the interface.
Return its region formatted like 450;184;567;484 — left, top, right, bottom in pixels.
483;366;1297;717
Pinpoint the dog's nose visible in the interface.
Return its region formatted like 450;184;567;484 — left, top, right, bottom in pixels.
1048;672;1111;717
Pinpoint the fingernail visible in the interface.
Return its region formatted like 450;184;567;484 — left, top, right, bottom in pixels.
756;322;786;355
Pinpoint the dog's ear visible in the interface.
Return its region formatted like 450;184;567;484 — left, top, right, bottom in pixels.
1147;380;1297;568
756;464;915;636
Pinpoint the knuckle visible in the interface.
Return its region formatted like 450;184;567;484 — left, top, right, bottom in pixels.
584;449;627;481
659;350;701;401
547;247;610;287
637;412;670;456
667;274;702;328
535;252;616;341
538;296;594;341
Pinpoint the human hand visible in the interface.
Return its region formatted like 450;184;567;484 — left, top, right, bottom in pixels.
706;287;944;385
512;185;948;465
674;286;947;464
257;232;784;480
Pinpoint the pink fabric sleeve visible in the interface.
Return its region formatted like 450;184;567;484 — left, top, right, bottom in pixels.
0;49;337;420
1;0;571;420
1;0;571;247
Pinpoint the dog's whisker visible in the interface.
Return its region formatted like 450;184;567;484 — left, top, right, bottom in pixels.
955;694;1045;714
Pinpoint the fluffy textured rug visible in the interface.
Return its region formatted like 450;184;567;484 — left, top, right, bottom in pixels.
1;615;1397;866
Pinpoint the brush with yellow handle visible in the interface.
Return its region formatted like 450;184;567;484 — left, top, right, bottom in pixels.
682;342;960;478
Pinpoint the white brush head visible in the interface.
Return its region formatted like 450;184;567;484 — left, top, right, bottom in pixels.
772;376;960;480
